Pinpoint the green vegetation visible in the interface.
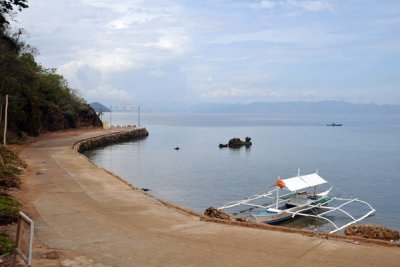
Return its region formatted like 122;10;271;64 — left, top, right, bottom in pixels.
0;146;23;260
1;1;101;141
0;234;15;256
0;0;28;25
0;145;25;168
0;165;20;188
0;195;20;222
0;34;102;140
0;2;101;259
0;146;25;189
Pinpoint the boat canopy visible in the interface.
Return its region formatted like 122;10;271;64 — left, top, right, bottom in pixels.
282;173;327;191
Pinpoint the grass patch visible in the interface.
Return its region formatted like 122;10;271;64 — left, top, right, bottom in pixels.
0;146;26;168
0;234;15;256
0;146;24;189
0;195;21;224
0;165;21;189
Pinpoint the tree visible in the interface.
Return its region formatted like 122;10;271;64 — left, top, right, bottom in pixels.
0;0;28;26
0;1;102;139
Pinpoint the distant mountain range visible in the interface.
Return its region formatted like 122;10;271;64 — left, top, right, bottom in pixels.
90;101;400;114
189;101;400;114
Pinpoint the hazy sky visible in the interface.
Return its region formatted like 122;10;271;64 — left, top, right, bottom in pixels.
15;0;400;106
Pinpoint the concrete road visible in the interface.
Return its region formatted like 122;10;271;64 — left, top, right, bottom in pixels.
19;129;400;267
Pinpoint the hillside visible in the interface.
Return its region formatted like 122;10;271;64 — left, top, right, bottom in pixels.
90;102;111;113
0;22;102;141
0;2;103;261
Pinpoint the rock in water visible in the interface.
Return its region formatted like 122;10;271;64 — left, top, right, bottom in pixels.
204;207;232;220
204;207;250;222
228;138;243;148
219;137;252;148
227;137;252;148
345;224;400;241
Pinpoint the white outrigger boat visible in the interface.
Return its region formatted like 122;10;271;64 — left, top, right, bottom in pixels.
218;170;376;233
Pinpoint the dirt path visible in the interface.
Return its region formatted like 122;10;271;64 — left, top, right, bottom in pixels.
18;128;400;267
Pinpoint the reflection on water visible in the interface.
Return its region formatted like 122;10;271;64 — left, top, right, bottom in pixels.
282;216;331;231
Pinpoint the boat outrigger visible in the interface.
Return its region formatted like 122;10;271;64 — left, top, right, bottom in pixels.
218;170;375;233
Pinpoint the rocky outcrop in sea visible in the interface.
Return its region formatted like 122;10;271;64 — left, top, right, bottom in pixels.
219;137;252;148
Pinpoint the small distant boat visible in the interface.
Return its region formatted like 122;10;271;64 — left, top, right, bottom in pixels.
218;170;375;233
327;123;343;126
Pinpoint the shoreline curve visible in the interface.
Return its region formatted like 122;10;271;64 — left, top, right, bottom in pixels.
76;128;399;248
19;128;400;266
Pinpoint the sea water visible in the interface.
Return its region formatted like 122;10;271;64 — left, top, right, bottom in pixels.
85;113;400;232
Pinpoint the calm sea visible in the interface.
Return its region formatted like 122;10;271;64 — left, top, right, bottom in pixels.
85;112;400;232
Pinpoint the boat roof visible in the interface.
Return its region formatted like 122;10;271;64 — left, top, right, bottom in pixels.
282;173;327;191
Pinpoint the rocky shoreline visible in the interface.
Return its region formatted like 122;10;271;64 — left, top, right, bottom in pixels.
74;127;149;153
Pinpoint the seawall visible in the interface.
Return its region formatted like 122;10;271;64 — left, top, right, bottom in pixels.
73;127;149;153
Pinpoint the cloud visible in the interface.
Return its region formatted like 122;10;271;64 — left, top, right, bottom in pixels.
108;13;159;29
16;0;400;105
201;88;279;99
58;48;138;75
104;2;181;30
287;0;334;12
87;84;130;100
57;58;132;102
154;30;191;54
87;48;136;72
212;26;356;53
249;0;277;10
58;60;85;80
300;90;318;97
120;27;193;56
249;0;334;12
148;68;166;77
26;0;193;105
81;0;144;13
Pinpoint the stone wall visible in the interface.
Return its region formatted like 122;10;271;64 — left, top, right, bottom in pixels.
74;128;149;153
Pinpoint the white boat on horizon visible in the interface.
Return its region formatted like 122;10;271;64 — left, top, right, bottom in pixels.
218;170;376;233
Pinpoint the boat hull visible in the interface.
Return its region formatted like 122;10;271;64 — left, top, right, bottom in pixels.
251;197;331;225
251;207;305;224
254;212;295;225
